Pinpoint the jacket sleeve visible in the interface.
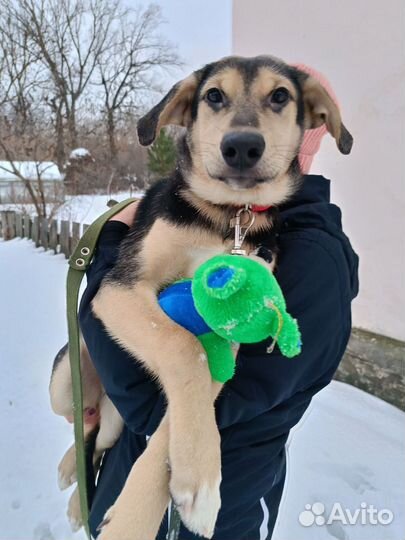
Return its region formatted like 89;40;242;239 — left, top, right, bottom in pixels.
215;229;353;430
79;221;166;437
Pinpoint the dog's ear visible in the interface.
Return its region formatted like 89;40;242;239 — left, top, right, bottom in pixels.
299;74;353;154
137;73;200;146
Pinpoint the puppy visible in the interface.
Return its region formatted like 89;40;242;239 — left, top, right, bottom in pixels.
50;55;353;537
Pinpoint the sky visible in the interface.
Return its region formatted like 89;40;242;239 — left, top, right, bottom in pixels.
133;0;233;88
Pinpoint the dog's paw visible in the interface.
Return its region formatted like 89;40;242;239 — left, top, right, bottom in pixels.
169;425;221;538
58;445;77;490
171;479;221;539
67;487;82;532
58;468;77;490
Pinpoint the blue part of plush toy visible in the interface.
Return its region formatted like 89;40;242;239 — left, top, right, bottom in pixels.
158;279;235;383
207;267;235;289
158;280;211;336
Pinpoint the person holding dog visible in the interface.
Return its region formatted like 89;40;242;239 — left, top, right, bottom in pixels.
77;64;359;540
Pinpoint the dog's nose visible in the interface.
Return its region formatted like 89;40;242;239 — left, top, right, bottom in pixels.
221;132;265;170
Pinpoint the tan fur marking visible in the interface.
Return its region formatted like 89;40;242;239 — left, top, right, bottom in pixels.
157;74;199;132
250;67;298;101
138;215;275;280
301;76;342;135
200;67;245;100
138;218;235;282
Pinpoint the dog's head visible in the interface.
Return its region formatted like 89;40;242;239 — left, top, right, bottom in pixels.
137;55;353;206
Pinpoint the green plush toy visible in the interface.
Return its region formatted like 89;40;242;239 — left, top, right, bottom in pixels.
158;254;301;384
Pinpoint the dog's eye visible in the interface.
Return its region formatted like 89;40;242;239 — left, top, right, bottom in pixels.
205;88;223;105
270;87;290;106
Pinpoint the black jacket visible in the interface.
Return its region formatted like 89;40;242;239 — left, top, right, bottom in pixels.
79;174;359;540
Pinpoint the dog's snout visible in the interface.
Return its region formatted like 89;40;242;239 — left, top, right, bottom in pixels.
221;132;265;170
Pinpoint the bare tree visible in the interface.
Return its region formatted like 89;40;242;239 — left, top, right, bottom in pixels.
0;6;63;218
0;9;44;112
0;0;182;211
3;0;121;167
96;4;181;169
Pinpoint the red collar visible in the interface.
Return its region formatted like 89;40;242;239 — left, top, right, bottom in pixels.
251;204;271;213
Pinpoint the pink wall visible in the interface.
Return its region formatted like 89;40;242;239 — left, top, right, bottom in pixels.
232;0;405;341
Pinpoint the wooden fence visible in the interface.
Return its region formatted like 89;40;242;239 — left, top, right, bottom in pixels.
0;210;89;258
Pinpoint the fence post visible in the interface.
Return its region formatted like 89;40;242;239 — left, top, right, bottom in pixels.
0;210;8;240
49;220;58;253
32;217;40;247
15;214;23;238
71;222;81;253
60;220;70;258
23;214;31;239
40;218;49;249
9;212;16;239
0;211;16;240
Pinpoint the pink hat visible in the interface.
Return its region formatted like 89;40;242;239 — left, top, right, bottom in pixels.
291;63;340;174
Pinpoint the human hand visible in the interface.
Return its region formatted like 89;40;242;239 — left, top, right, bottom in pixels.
109;200;139;227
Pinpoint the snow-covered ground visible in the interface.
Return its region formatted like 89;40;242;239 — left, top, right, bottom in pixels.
1;238;404;540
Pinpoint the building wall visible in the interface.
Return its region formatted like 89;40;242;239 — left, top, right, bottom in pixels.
232;0;405;341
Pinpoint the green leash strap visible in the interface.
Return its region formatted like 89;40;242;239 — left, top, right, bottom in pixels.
66;198;137;538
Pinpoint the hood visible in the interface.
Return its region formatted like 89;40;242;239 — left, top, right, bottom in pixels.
279;174;359;299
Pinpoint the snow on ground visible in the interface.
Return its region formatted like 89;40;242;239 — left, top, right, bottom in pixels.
274;383;405;540
0;238;404;540
0;239;86;540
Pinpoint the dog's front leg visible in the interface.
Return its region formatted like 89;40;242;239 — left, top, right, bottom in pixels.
98;382;223;540
98;415;171;540
93;281;221;537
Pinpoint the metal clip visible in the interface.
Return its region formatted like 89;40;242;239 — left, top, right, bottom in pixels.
230;205;255;255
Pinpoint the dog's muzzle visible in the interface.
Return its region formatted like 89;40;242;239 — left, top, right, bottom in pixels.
221;131;265;170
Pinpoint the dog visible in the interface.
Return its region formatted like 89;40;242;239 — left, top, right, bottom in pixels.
50;55;353;538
